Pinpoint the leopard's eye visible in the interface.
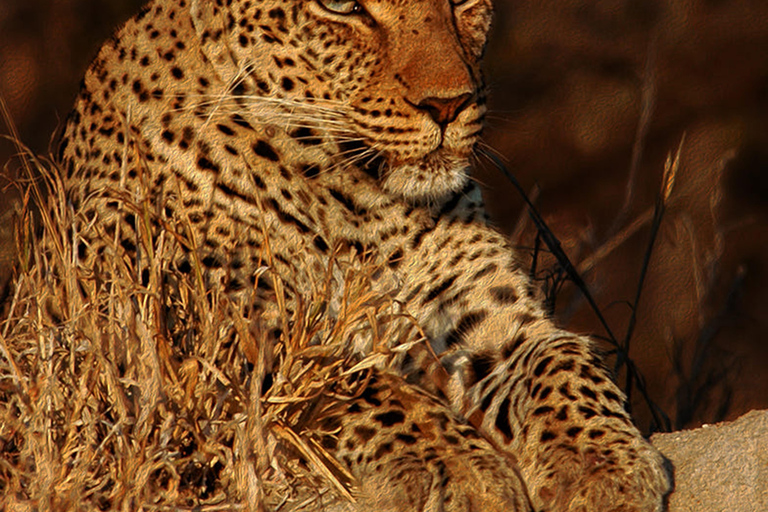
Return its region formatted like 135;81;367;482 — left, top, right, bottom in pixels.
317;0;363;15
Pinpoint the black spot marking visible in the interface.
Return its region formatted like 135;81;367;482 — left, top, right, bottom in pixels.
579;386;598;401
410;225;434;249
354;426;376;442
533;356;554;377
177;260;192;274
291;126;322;146
489;286;518;304
559;383;577;400
469;352;495;382
502;334;526;359
301;163;320;178
252;140;279;161
443;435;459;445
227;278;245;292
266;198;311;234
472;263;497;280
423;274;459;304
231;114;253;129
532;406;554;417
373;442;394;459
387;248;404;269
600;406;627;420
548;359;576;376
216;123;235;136
251;173;267;190
494;397;513;440
217;183;252;204
445;310;487;346
588;429;606;439
374;410;405;427
313;235;329;253
360;386;381;406
329;188;364;214
566;426;583;438
197;156;220;173
540;430;557;442
120;237;136;253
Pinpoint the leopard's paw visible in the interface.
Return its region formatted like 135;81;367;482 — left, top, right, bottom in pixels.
531;437;671;512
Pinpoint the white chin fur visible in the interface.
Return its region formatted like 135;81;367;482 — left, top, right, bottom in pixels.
382;153;470;203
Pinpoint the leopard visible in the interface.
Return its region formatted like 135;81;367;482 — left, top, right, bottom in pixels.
55;0;672;510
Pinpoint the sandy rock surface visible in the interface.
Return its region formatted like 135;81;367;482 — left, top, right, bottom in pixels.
651;409;768;512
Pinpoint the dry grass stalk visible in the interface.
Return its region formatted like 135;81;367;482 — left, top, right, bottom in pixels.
0;148;414;511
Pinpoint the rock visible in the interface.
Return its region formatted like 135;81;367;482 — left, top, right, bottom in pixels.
651;409;768;512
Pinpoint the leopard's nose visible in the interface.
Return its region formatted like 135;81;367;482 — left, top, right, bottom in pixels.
417;92;474;127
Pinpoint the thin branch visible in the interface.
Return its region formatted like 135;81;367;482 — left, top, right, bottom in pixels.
482;150;620;345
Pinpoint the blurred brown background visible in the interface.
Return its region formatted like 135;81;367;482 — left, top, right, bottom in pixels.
1;0;767;433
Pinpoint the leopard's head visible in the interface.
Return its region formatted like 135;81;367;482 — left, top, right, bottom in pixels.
191;0;492;202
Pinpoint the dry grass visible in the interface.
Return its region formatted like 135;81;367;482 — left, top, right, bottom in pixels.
0;145;419;511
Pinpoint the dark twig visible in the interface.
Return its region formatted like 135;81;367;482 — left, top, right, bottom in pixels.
482;150;619;345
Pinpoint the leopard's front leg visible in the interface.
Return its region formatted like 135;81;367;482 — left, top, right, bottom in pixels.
463;320;672;512
396;191;672;511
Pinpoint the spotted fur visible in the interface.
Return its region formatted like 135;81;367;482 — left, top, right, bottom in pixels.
57;0;671;509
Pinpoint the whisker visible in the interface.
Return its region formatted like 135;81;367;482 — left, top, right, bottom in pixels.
335;146;376;163
358;148;384;170
179;92;351;126
475;141;508;164
317;147;378;178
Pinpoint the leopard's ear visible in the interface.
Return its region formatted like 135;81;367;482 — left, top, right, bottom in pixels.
454;0;494;61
